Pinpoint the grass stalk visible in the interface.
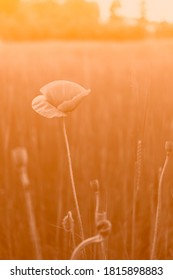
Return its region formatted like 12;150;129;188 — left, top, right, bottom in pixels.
90;179;107;259
20;167;42;260
131;140;142;259
12;147;42;259
150;154;169;260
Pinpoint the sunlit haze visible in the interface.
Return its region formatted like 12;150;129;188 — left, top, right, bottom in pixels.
87;0;173;23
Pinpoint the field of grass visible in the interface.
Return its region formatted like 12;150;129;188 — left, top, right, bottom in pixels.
0;40;173;260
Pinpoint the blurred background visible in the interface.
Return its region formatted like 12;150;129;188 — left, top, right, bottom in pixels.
0;0;173;40
1;0;173;260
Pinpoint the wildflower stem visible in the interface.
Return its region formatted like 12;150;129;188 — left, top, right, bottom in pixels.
71;235;102;260
62;118;85;243
150;154;169;260
71;219;111;260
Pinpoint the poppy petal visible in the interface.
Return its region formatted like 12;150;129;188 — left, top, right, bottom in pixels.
40;80;90;107
40;81;65;107
32;95;66;118
58;89;90;113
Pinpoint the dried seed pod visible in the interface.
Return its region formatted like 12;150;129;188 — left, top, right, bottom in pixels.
62;211;74;232
96;219;112;238
96;211;107;225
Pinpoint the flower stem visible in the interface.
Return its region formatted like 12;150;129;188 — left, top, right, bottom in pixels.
62;118;85;243
150;154;169;260
71;235;102;260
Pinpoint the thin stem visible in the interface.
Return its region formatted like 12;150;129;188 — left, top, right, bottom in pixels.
95;191;100;221
20;169;42;260
131;168;138;260
24;190;42;259
99;240;107;260
150;154;169;260
62;118;85;242
95;212;107;259
131;140;142;259
71;234;102;260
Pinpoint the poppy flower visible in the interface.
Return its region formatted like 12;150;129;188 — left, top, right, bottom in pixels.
32;80;90;118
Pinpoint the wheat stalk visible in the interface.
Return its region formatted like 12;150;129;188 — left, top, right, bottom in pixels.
150;141;172;259
131;140;142;259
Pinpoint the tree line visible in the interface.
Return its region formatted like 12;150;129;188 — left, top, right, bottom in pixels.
0;0;173;40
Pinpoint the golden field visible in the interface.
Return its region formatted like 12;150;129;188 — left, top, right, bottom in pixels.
0;40;173;260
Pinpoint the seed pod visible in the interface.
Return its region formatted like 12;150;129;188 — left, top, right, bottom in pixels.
62;211;74;232
96;219;112;238
95;211;107;225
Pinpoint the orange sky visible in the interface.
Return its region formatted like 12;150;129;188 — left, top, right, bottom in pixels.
87;0;173;22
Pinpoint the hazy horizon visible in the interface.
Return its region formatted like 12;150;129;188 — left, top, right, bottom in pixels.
87;0;173;23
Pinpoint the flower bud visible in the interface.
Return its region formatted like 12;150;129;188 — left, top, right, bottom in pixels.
62;211;74;232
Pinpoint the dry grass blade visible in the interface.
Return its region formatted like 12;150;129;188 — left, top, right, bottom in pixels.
12;147;42;260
